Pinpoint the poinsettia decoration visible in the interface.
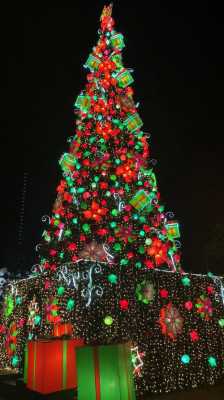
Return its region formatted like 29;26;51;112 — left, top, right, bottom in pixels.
159;302;184;340
83;201;108;222
195;294;213;320
116;160;136;183
146;237;169;266
115;224;136;243
79;241;107;262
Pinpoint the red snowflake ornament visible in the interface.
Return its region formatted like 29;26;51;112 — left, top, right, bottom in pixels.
159;302;184;340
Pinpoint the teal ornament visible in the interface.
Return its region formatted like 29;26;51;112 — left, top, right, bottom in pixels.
57;286;65;296
67;299;75;311
11;355;19;367
208;356;217;368
181;276;191;287
181;354;190;364
34;315;41;325
16;297;22;305
218;319;224;328
120;258;129;266
108;274;118;284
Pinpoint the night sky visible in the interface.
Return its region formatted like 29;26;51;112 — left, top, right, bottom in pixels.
2;2;224;275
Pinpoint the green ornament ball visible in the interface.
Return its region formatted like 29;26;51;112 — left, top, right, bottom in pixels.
67;299;75;311
82;223;91;233
108;274;118;284
120;258;129;266
218;319;224;328
104;316;113;326
113;243;121;252
111;209;119;217
57;286;65;296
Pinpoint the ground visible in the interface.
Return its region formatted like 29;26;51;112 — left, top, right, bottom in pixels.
0;374;224;400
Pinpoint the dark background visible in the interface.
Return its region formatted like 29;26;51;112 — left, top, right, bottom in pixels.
1;1;224;275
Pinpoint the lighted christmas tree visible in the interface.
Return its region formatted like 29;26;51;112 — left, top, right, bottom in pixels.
39;4;181;278
1;5;224;398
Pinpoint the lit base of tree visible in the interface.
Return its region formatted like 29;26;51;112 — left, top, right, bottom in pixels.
0;267;224;397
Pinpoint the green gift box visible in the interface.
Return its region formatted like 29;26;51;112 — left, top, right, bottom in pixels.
111;33;125;50
124;113;143;133
84;54;101;71
130;190;151;211
141;168;157;188
59;153;76;173
76;344;136;400
110;53;123;70
165;222;180;240
115;69;134;88
74;94;91;113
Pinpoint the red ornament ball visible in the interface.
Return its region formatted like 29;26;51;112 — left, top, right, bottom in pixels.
160;289;169;298
119;299;129;311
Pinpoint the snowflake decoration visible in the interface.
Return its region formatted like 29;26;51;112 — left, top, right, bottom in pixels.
195;294;213;320
159;302;184;340
79;241;107;262
136;280;155;304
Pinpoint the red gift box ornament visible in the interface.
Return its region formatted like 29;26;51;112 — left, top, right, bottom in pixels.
53;323;73;337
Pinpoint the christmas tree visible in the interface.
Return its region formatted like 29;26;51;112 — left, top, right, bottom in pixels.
39;4;181;277
1;4;224;398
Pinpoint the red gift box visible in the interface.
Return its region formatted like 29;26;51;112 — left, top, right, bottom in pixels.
53;323;73;337
25;338;84;394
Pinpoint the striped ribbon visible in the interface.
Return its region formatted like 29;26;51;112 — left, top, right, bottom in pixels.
62;340;67;390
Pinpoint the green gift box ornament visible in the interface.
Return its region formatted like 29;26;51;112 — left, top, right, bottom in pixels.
74;94;91;113
76;344;136;400
110;33;125;50
124;113;143;133
84;54;101;71
165;222;180;240
59;153;76;173
115;69;134;88
110;53;123;70
130;190;151;211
